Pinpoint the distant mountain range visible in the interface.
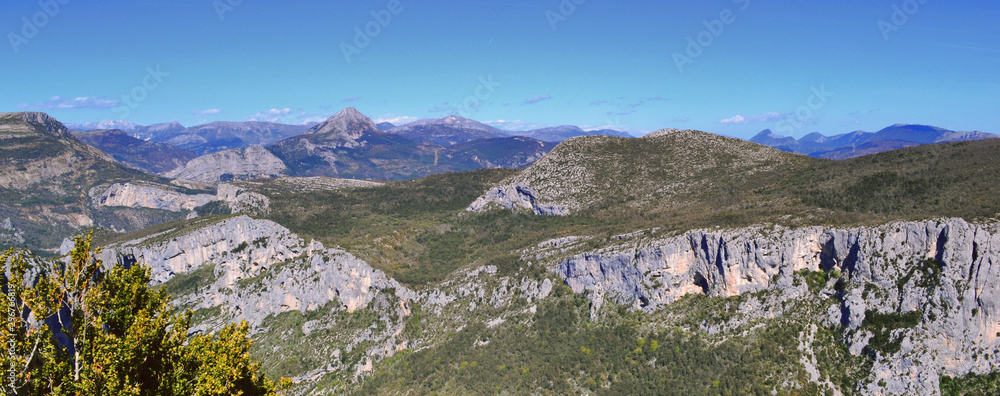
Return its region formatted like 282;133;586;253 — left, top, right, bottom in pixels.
265;108;553;181
66;120;186;141
68;115;632;155
383;115;633;145
70;129;197;174
751;124;998;159
63;110;623;183
150;121;313;155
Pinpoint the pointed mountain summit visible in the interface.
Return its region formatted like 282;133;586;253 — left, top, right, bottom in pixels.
749;129;798;149
308;107;381;140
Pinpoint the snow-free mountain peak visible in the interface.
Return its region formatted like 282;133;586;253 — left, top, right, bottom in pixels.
308;107;380;138
395;115;502;134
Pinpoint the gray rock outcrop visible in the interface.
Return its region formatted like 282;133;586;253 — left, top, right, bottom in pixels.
92;182;215;212
165;145;287;183
467;184;569;215
555;218;1000;395
98;215;414;326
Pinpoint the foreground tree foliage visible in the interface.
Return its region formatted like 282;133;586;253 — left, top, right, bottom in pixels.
0;233;288;395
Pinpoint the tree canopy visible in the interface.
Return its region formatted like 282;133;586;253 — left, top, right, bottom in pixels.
1;233;288;395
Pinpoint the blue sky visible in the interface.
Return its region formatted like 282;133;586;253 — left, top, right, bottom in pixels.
3;0;998;138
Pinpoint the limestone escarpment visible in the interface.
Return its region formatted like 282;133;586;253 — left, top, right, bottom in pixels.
554;218;1000;395
92;183;216;212
96;215;412;324
164;145;288;183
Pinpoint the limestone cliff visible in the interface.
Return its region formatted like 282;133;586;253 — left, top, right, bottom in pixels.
164;145;288;183
554;218;1000;395
92;182;216;212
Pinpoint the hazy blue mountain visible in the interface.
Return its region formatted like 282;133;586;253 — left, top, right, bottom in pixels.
155;121;312;155
66;121;187;142
70;129;197;173
517;125;633;142
387;115;505;146
268;108;552;180
750;124;998;159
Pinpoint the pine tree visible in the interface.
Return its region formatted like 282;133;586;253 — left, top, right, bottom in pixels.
1;232;289;395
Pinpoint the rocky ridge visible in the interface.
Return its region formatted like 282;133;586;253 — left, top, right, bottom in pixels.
469;129;803;215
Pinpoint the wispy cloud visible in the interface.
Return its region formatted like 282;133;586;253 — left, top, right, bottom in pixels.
483;119;545;131
607;110;635;116
375;115;419;125
718;112;785;125
195;108;222;115
590;99;608;106
18;96;119;111
246;108;295;122
523;95;552;105
341;96;362;102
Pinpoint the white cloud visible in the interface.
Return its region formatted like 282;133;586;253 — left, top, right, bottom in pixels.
375;115;419;125
195;108;222;115
719;115;747;124
718;112;785;125
246;108;294;122
18;96;120;111
483;119;546;131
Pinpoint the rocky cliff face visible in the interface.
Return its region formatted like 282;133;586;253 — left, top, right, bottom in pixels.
96;215;413;323
92;209;1000;394
165;145;288;183
93;214;554;389
1;218;25;244
467;184;569;215
0;112;175;249
92;183;216;212
216;183;270;215
554;218;1000;395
